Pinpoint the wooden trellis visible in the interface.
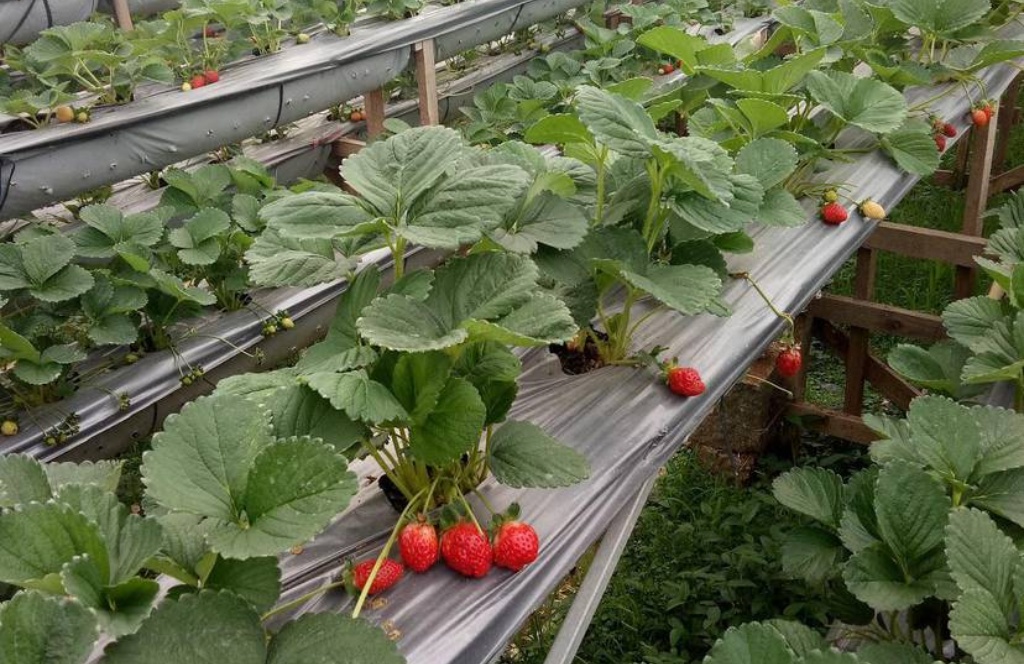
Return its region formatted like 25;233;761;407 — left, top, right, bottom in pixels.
785;75;1023;443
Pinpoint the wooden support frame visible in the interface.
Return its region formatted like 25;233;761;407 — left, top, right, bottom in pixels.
413;40;440;126
111;0;135;30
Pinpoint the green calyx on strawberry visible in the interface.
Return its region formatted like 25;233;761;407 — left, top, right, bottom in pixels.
345;558;404;595
399;514;439;573
492;503;539;572
441;520;493;578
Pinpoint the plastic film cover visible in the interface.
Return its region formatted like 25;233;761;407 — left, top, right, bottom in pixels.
0;0;97;46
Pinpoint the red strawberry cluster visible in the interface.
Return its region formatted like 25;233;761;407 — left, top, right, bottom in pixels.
182;70;221;92
931;116;957;152
348;504;540;596
970;101;995;128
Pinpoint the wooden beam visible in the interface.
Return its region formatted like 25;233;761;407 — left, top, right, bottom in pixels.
808;295;945;341
332;137;366;158
863;222;989;267
843;248;876;415
956;116;998;299
111;0;135;30
785;403;881;445
990;164;1024;195
814;320;922;411
363;88;386;138
413;40;440;126
790;313;814;404
993;74;1022;174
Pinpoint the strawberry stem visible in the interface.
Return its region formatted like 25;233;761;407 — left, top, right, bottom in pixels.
730;272;795;342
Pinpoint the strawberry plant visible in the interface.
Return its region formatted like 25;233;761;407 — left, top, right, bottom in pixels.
366;0;425;20
10;22;174;106
523;85;795;363
704;394;1024;663
0;430;401;662
890;191;1024;406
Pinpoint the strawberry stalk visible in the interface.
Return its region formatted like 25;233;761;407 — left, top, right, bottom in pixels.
351;480;434;619
730;272;796;343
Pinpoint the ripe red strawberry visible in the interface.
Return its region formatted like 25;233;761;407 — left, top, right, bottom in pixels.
820;202;848;225
203;69;220;84
493;521;539;572
190;74;207;89
983;103;995;120
934;133;947;151
441;522;492;578
399;519;439;573
972;108;989;127
667;366;705;397
776;346;803;378
351;558;404;594
941;122;957;137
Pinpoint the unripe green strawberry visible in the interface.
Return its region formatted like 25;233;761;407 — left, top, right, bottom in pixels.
441;521;492;578
493;521;539;571
822;189;838;203
351;558;404;594
1;420;18;436
399;518;439;573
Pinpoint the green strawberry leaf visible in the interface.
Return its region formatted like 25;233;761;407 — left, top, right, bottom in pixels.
0;591;97;664
805;70;907;134
488;420;590;488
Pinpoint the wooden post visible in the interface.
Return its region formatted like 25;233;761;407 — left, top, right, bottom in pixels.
363;89;386;138
413;40;440;126
791;313;814;404
992;74;1022;175
843;248;877;415
955;112;999;300
111;0;135;30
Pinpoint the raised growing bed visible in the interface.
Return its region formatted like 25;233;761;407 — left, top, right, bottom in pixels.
263;47;1024;664
0;0;594;220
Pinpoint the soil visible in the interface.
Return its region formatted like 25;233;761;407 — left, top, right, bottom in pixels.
548;330;608;375
378;475;409;512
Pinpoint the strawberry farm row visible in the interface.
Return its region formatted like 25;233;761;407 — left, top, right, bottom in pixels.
0;2;764;457
2;0;1024;661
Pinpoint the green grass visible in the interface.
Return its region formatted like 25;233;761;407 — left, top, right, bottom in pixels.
502;440;868;664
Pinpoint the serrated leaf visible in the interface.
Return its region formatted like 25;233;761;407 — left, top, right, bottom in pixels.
974;406;1024;476
946;508;1016;615
736;99;790;138
906;395;980;482
781;526;844;584
263;385;365;456
204;557;281;614
246;230;359;288
258;192;375;240
0;591;97;664
0;455;51;508
144;395;274;521
488;421;589;488
341;125;465;216
399;165;530;249
619;264;722;315
773;467;845;529
875;460;949;571
856;643;935;664
101;591;266;664
735;138;798;189
949;588;1023;664
575;86;657;158
0;503;108;592
843;544;941;610
943;296;1006;351
881;120;941;176
805;70;907;134
306;371;408;425
207;437;356;558
266;612;404;664
888;0;990;36
888;341;968;395
523;114;594;146
758;188;807;227
408;377;486;465
973;468;1024;528
704;622;793;664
